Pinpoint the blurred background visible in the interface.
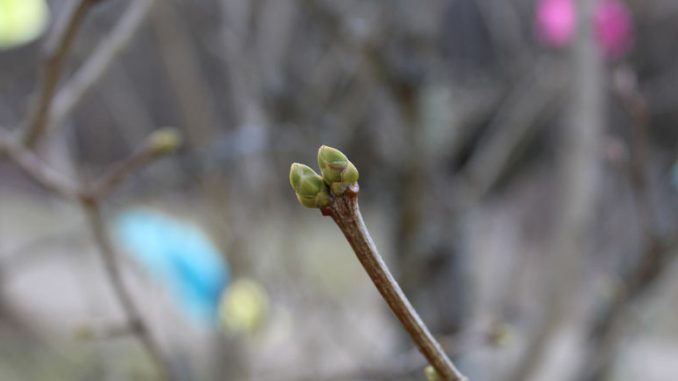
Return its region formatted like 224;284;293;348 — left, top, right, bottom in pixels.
1;0;678;380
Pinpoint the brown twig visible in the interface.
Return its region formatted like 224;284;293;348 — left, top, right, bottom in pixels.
2;0;179;377
49;0;157;131
80;128;179;201
87;144;162;200
22;0;102;147
1;127;178;381
0;131;80;199
81;198;176;381
319;186;467;381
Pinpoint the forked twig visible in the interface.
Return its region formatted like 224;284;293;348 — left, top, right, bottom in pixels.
0;130;80;198
1;128;180;381
3;1;179;379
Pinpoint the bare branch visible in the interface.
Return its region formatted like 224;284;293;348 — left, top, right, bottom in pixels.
50;0;157;130
0;130;80;199
320;187;467;381
461;60;565;198
576;66;677;381
81;199;176;381
22;0;102;147
508;0;605;379
2;127;179;381
86;128;180;200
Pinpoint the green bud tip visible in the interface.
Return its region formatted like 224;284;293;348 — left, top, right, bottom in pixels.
317;145;359;194
289;163;332;208
424;366;441;381
147;128;181;154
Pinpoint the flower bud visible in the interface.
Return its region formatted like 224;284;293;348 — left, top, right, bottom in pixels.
289;163;332;208
147;128;181;155
317;145;359;194
424;366;441;381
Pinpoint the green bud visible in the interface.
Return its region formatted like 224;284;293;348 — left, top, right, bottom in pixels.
424;366;441;381
289;163;332;208
317;145;359;194
147;128;181;155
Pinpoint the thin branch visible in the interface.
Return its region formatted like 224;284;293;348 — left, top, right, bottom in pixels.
151;0;218;148
22;0;102;147
615;66;653;239
2;126;178;380
576;66;676;381
50;0;157;131
319;187;467;381
508;0;605;379
461;59;565;198
86;130;176;200
578;238;678;381
0;131;80;199
81;199;176;381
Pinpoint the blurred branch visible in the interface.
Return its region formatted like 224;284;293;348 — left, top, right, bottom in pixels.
11;17;178;379
1;126;179;380
508;0;605;380
151;0;217;149
81;198;176;381
0;129;80;199
50;0;157;131
320;187;467;381
579;238;678;381
576;66;677;381
22;0;103;147
460;59;565;199
86;128;180;200
78;132;180;380
615;67;653;239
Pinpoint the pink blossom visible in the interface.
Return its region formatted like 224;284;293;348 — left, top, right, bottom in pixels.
535;0;633;58
594;0;633;58
536;0;576;48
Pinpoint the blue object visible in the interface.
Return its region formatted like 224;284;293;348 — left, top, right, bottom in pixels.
672;162;678;191
113;208;229;324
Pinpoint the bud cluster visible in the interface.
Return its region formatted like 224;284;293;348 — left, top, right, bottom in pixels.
289;145;359;208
